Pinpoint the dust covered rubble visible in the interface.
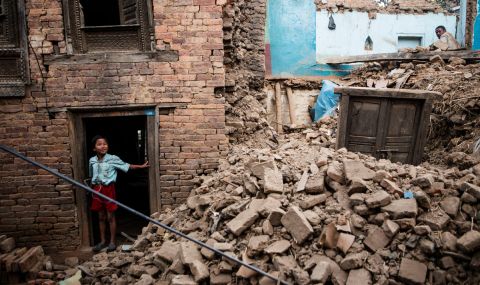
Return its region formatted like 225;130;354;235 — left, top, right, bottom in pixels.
79;131;480;285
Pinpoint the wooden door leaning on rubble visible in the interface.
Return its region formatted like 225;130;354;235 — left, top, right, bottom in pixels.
344;98;422;164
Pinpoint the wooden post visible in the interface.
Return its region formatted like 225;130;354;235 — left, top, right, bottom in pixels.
286;87;297;126
275;82;283;133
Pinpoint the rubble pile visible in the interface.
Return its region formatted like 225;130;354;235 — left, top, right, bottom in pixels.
340;56;480;165
0;235;79;285
78;130;480;285
315;0;460;14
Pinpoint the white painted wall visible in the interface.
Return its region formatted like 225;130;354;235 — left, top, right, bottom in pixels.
316;11;457;63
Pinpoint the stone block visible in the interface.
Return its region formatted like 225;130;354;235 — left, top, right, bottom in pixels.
457;231;480;252
373;170;392;183
398;258;427;285
264;240;291;255
381;199;418;219
226;209;259;236
303;210;321;226
365;190;391;208
210;273;231;285
247;235;269;257
263;168;283;194
189;260;209;282
347;178;368;195
327;161;344;183
179;242;203;265
382;220;400;238
0;238;15;253
380;179;403;195
364;227;390;252
439;196;460;217
461;182;480;199
171;275;197;285
305;172;325;194
340;251;369;270
281;206;313;244
249;161;275;179
411;174;434;188
418;208;450;231
336;233;355;254
346;268;372;285
18;246;44;273
343;160;375;181
310;261;331;283
299;194;327;210
154;240;179;262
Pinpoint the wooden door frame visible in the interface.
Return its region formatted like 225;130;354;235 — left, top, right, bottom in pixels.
335;87;440;165
68;104;160;247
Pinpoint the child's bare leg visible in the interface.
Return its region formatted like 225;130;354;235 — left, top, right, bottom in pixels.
107;211;116;245
98;210;107;244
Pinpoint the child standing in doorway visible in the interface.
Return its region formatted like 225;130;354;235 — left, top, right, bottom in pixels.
89;135;149;252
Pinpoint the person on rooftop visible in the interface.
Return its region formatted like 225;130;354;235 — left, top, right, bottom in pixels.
431;26;461;51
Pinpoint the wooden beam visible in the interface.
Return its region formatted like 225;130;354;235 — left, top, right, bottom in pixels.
43;50;179;65
334;87;442;100
324;50;480;64
275;82;283;134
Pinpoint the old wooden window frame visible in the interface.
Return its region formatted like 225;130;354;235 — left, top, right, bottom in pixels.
62;0;154;53
0;0;29;97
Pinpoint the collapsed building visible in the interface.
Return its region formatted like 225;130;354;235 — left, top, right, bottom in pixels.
0;0;480;284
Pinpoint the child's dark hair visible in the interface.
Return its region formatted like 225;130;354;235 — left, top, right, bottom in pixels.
91;135;108;148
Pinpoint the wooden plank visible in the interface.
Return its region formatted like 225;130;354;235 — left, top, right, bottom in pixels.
325;50;480;64
335;87;442;100
43;50;179;65
336;93;350;149
49;103;187;114
275;82;283;134
68;112;91;248
286;87;297;126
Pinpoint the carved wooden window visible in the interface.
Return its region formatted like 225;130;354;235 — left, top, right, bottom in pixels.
0;0;29;97
67;0;153;53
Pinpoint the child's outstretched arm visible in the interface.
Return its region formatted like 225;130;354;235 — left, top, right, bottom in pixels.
129;161;149;170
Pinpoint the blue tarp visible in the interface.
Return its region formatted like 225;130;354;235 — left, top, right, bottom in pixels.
310;80;340;122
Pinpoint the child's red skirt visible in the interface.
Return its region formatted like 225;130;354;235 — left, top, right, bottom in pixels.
91;184;118;212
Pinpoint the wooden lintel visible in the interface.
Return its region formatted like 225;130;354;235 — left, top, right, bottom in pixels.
43;50;179;65
49;103;187;113
325;50;480;64
334;87;442;100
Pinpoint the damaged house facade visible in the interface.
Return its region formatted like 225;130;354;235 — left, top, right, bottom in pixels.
0;0;479;253
0;0;227;251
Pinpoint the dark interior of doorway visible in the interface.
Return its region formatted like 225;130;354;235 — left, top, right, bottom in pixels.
84;115;150;245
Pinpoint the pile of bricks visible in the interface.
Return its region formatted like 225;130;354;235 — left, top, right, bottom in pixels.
0;235;78;285
76;127;480;284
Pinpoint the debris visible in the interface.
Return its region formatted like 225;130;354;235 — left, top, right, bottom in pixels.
398;258;427;285
281;206;314;244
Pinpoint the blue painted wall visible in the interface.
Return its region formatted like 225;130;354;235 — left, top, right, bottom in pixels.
473;0;480;50
266;0;351;77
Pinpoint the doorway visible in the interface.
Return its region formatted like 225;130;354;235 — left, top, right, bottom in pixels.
84;115;149;244
69;106;159;248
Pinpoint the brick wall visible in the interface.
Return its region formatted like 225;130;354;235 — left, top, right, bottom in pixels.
223;0;268;142
0;0;226;251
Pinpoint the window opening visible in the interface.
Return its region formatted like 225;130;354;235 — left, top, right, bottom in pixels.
67;0;151;53
397;36;423;50
80;0;120;26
